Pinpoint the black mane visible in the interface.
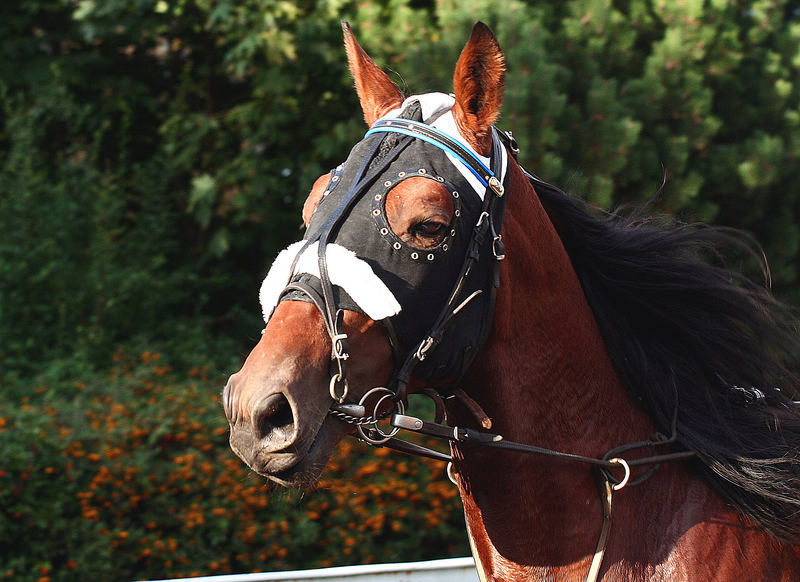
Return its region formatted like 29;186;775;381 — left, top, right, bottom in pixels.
534;180;800;542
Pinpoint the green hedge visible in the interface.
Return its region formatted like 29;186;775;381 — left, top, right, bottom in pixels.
0;349;468;581
2;0;799;376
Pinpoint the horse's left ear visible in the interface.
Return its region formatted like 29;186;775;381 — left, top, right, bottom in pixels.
452;22;506;156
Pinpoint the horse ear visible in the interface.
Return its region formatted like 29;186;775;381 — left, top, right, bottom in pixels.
342;21;404;126
452;22;506;155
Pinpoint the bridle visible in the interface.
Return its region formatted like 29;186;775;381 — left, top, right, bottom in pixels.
268;102;696;582
325;116;510;434
268;96;510;427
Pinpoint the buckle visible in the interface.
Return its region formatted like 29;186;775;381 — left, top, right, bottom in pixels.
415;336;435;361
332;333;349;360
493;235;506;260
488;176;504;197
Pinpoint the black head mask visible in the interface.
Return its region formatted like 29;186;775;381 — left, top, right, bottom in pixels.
260;95;509;394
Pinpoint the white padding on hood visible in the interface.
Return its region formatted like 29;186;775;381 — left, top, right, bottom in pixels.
259;241;402;323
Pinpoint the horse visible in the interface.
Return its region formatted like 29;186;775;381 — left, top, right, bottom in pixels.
222;21;800;581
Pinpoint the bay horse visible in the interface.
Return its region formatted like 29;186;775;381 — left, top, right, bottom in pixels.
222;22;800;581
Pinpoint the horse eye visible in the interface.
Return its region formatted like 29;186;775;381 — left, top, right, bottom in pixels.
412;221;446;238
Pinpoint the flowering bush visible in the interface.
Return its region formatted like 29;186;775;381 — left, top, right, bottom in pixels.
0;349;468;581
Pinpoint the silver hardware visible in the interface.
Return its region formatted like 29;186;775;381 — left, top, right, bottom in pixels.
415;336;435;361
380;228;389;236
332;333;349;360
329;373;349;403
476;211;490;228
384;180;392;187
331;403;366;418
356;387;405;445
446;461;458;485
411;252;419;260
393;242;402;250
493;235;505;260
488;176;504;196
609;458;631;490
392;414;424;431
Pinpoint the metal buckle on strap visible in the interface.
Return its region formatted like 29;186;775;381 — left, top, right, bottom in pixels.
488;176;504;197
500;130;520;158
332;333;349;360
493;235;506;260
415;336;435;361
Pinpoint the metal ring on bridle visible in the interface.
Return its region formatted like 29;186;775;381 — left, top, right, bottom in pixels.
356;387;405;445
609;457;631;491
329;373;349;403
446;461;458;486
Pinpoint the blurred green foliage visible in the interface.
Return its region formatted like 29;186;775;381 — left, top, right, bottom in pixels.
2;0;800;373
2;0;800;579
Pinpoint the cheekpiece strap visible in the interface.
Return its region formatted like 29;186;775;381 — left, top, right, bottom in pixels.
366;120;509;397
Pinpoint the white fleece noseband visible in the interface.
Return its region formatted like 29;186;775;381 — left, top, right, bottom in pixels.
259;241;402;323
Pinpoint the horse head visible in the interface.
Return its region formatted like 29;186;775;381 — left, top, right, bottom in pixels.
222;22;506;488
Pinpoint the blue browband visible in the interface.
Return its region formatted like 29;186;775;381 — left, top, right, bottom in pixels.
365;118;495;190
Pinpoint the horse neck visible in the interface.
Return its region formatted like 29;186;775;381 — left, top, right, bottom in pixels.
458;165;655;457
448;165;663;574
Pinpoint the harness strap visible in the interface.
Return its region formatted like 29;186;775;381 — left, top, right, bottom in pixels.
385;125;509;399
389;413;695;484
586;477;614;582
388;411;693;582
289;132;415;395
368;119;495;188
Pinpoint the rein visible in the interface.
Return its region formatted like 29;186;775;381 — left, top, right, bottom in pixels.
371;401;695;582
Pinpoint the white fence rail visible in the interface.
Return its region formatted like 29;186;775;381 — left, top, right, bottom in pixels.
140;557;479;582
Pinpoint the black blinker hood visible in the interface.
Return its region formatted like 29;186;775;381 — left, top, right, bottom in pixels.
279;100;508;393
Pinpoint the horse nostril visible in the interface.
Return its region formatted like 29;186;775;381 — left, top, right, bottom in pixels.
253;393;295;440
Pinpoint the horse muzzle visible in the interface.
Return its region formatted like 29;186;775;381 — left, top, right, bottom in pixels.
222;372;342;487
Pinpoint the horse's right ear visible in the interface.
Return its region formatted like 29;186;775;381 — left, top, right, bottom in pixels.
452;22;505;156
343;22;404;127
